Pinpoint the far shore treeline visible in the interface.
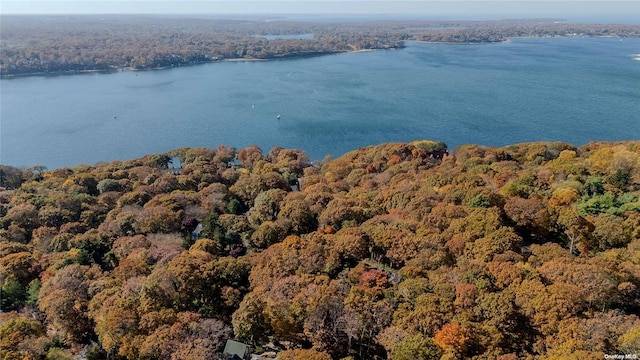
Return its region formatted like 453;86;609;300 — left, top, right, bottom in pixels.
2;16;640;77
1;140;640;359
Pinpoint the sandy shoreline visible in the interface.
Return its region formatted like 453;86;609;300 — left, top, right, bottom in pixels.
349;49;378;53
222;58;268;62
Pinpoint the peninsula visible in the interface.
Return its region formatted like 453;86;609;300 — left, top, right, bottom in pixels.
2;15;639;77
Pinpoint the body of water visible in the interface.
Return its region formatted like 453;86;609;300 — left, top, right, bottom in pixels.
1;37;639;169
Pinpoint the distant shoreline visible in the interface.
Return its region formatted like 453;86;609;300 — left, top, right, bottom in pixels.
0;49;371;78
2;36;638;79
406;39;506;45
407;34;636;46
3;15;639;79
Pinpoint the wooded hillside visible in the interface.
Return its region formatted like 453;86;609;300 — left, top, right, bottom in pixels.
1;140;639;359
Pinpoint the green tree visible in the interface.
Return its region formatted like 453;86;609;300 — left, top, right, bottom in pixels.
149;154;172;169
592;213;633;250
227;198;244;215
232;291;271;344
390;333;442;360
1;277;28;310
97;178;120;194
250;221;285;249
247;189;287;226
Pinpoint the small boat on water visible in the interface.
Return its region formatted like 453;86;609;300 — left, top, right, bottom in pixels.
276;114;281;119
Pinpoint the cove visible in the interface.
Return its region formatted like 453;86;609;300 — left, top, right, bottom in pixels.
1;37;639;169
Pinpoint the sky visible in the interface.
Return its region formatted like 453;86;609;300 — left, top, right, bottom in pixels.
1;0;639;21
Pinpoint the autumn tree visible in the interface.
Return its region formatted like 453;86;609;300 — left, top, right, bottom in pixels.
278;197;317;234
503;196;555;242
278;349;332;360
434;323;471;357
237;145;265;170
556;208;593;254
38;264;99;342
0;316;47;359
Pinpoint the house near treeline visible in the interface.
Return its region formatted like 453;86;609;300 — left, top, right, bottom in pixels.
191;223;203;241
289;178;301;191
223;340;251;360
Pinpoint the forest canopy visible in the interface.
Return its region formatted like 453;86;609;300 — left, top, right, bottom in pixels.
1;140;640;359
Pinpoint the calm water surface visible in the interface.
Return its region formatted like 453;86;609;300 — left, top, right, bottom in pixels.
1;38;639;168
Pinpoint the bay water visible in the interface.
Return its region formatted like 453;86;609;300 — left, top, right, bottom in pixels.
1;37;639;169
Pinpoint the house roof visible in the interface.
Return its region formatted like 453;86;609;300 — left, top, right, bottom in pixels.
223;340;250;359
